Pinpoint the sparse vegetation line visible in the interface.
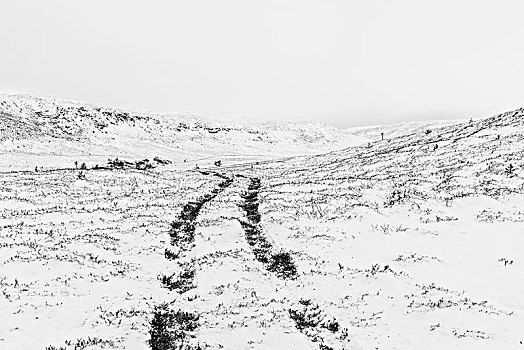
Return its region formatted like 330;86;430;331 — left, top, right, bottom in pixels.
151;173;233;350
150;305;201;350
239;177;298;279
166;173;233;256
288;298;350;350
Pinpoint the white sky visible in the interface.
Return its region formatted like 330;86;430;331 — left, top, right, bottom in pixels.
1;0;524;128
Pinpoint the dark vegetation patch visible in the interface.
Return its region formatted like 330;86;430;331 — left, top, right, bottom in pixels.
44;337;115;350
107;157;171;171
149;304;202;350
288;299;324;330
288;299;348;350
168;174;233;253
160;263;196;294
152;174;233;349
267;251;298;279
164;248;180;261
239;177;298;279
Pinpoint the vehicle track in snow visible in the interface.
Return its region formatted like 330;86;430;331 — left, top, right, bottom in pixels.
150;172;233;350
237;176;356;350
238;176;298;279
150;172;357;350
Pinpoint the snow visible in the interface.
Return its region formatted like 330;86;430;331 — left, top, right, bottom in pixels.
0;94;368;172
1;95;524;349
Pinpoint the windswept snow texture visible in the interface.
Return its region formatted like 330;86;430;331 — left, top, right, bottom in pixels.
0;94;367;171
1;97;524;349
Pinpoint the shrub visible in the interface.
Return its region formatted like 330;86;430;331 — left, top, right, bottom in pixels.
505;164;516;177
288;299;323;330
107;158;125;169
136;159;153;170
164;248;180;260
154;156;172;165
384;186;411;207
267;251;298;279
150;304;199;350
160;265;195;293
319;344;334;350
323;317;340;333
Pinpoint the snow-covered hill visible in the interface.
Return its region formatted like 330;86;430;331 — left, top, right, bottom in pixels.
224;107;524;349
346;118;467;142
0;94;367;171
1;98;523;350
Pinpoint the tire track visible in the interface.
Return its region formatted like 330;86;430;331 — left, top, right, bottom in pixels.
150;172;233;350
239;177;298;279
170;175;313;349
239;176;357;350
151;173;355;350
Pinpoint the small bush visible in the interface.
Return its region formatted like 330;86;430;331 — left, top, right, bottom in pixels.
136;159;153;170
267;251;298;279
164;248;180;260
505;164;516;177
323;317;340;333
154;156;172;165
288;299;323;330
150;304;199;350
160;265;196;293
107;158;126;169
384;187;410;207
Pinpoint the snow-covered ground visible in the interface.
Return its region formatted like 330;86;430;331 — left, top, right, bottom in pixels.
1;96;523;349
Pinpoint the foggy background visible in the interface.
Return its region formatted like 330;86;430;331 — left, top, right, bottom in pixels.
1;0;523;128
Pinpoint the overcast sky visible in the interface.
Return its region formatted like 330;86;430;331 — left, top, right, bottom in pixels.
1;0;524;128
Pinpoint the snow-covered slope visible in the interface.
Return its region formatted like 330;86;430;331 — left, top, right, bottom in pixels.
346;118;466;142
0;94;367;171
224;107;524;349
1;98;523;350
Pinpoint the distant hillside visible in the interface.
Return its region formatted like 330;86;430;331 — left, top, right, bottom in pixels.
346;119;466;142
0;94;367;171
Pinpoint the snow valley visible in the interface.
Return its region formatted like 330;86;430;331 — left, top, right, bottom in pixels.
1;95;523;350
